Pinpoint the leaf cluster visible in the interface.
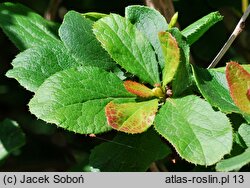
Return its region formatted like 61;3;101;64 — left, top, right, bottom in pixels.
0;2;250;171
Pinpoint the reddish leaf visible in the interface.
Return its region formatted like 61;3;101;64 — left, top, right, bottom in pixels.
124;80;154;98
226;62;250;114
105;99;158;134
158;31;180;87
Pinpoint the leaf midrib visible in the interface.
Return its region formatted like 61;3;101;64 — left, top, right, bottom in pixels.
119;100;157;131
38;96;135;115
171;101;207;163
97;17;158;84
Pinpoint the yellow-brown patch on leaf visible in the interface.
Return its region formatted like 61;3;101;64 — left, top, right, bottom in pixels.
226;62;250;114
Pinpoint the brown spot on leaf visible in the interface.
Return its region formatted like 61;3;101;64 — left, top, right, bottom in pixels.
105;100;158;134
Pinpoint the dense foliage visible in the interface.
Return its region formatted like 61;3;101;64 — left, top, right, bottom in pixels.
0;1;249;172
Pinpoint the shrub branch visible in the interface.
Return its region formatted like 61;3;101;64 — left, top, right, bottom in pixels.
208;5;250;68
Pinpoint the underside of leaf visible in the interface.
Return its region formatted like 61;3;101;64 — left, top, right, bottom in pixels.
105;99;158;134
226;62;250;114
238;123;250;148
82;12;107;21
216;148;250;172
124;80;154;98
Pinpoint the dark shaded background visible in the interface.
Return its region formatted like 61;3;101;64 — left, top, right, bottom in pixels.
0;0;249;171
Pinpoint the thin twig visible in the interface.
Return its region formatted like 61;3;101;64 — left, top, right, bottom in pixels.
149;162;160;172
158;162;169;172
208;5;250;69
44;0;62;21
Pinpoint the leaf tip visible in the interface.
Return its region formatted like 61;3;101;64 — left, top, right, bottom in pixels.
105;102;119;130
123;80;154;98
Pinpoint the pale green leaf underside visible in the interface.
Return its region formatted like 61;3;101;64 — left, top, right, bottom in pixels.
59;11;115;71
125;5;168;69
6;42;80;92
82;12;107;21
0;119;25;160
238;123;250;148
29;67;135;134
154;95;232;166
93;14;160;86
216;148;250;172
0;2;59;51
89;128;171;171
182;11;223;45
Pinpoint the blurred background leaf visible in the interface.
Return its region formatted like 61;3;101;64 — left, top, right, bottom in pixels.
0;119;25;160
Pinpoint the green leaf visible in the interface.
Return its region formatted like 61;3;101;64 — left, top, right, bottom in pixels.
105;99;158;134
0;119;25;160
212;65;250;74
234;132;247;149
159;31;180;87
243;115;250;124
89;128;171;171
226;62;250;114
154;95;232;165
194;65;250;123
29;66;135;134
6;42;80;92
0;2;59;51
238;123;250;148
125;5;168;69
181;11;223;45
59;11;115;71
82;12;107;21
216;148;250;172
192;65;240;113
123;80;155;98
93;14;160;86
169;28;192;97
